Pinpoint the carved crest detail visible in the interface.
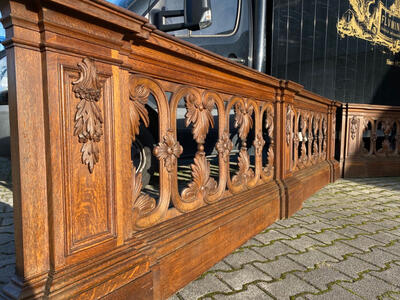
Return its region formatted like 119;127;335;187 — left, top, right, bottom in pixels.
72;58;103;173
185;93;214;144
216;131;233;163
153;130;183;172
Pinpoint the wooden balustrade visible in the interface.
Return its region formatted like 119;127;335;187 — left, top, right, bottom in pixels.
341;104;400;177
0;0;339;298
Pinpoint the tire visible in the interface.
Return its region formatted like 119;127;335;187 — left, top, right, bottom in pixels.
131;125;155;187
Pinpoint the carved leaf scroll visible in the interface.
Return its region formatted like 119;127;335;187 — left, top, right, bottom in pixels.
185;93;214;144
132;167;156;218
350;116;359;140
129;84;150;141
234;101;254;141
72;58;103;173
232;148;254;186
286;105;292;145
181;153;217;202
153;130;183;172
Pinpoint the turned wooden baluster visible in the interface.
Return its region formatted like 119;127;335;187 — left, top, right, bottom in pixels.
371;120;378;155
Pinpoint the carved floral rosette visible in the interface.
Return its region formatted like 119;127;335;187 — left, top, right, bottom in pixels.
72;57;104;173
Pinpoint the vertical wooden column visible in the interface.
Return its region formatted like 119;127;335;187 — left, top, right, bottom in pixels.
0;2;50;298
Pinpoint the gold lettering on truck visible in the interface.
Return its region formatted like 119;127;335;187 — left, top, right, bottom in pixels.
337;0;400;53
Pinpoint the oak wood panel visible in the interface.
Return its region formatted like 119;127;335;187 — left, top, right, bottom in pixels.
0;0;341;298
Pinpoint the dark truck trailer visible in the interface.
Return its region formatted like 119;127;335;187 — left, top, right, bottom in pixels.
113;0;400;105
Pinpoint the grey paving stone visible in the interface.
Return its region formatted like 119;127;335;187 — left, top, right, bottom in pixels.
301;222;336;233
317;241;363;260
253;256;305;279
253;230;289;245
352;222;389;234
306;284;364;299
330;256;379;279
275;226;316;238
213;284;273;299
298;265;352;290
209;261;234;272
353;247;400;268
339;274;398;299
341;235;385;252
251;241;299;260
223;248;266;269
306;230;348;245
216;264;272;290
240;238;263;248
258;274;318;299
177;273;232;299
378;241;400;257
274;217;307;228
331;226;370;238
288;248;339;268
280;235;324;252
370;263;400;288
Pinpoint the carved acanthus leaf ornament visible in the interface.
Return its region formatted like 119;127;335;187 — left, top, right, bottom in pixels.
286;105;292;145
153;130;183;172
181;153;217;201
132;167;156;218
232;148;254;186
253;133;265;156
72;58;103;173
216;131;233;163
129;84;150;141
350;116;359;140
234;101;254;141
185;93;214;144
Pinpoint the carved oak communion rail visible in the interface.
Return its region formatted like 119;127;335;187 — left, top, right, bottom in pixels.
341;104;400;177
0;0;339;299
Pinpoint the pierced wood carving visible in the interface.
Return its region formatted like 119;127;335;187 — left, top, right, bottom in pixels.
253;133;265;156
72;57;104;173
129;84;150;141
286;105;292;145
232;148;254;186
216;131;233;163
181;153;217;201
264;105;275;176
234;101;254;141
153;130;183;172
350;116;359;140
132;167;156;218
185;93;214;144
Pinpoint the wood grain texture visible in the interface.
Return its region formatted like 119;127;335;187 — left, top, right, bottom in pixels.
0;0;341;299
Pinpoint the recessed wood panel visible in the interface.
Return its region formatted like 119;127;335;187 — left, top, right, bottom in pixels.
60;64;116;255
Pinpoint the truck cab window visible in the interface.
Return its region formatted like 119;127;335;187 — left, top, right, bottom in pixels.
191;0;239;36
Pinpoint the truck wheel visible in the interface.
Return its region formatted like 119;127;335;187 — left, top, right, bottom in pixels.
132;126;155;187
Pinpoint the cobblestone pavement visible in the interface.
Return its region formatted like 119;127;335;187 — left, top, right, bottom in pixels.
1;158;400;299
170;177;400;300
